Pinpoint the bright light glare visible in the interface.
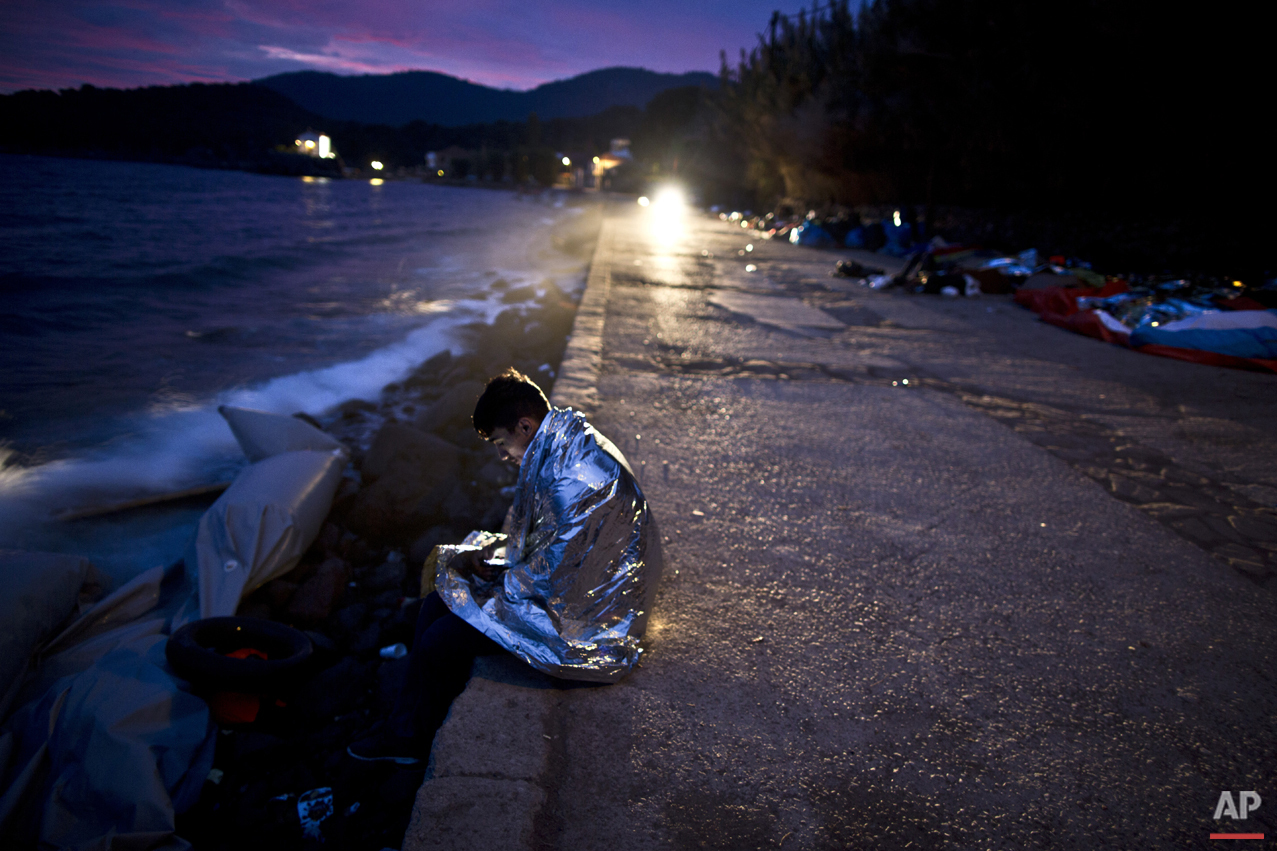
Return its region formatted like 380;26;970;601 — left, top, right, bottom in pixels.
305;140;316;149
637;196;651;207
592;156;600;164
893;210;902;227
652;186;685;209
370;178;384;186
371;161;384;171
644;185;687;246
746;244;754;252
437;169;444;176
562;157;571;166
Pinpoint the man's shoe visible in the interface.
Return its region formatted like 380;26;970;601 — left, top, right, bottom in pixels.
346;727;422;765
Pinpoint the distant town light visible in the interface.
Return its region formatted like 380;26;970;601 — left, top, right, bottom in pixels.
370;178;384;186
592;156;600;164
562;157;571;166
371;161;384;171
637;196;650;207
893;210;902;227
296;131;334;158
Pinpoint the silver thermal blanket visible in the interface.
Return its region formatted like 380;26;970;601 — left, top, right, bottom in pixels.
436;407;661;682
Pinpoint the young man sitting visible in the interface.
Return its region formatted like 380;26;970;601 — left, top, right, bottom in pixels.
348;368;662;763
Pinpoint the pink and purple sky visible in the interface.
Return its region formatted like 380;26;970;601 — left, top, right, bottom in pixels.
0;0;799;94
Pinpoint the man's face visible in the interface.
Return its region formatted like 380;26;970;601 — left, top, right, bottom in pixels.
486;416;538;465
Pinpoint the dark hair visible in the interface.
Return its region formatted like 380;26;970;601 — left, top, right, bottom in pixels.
472;368;550;436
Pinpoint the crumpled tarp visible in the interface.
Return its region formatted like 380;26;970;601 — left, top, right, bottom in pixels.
1;406;347;849
436;407;662;682
0;551;99;721
0;558;214;851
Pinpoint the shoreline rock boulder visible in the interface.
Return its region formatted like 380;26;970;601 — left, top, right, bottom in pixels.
415;381;483;435
285;557;351;625
346;423;461;544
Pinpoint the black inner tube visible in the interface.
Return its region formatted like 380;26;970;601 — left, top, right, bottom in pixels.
167;616;313;693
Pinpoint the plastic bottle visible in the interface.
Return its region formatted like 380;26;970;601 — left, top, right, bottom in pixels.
379;643;408;659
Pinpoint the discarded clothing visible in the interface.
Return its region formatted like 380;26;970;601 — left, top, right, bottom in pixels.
844;222;886;251
1016;283;1277;373
789;223;835;247
1130;309;1277;359
833;259;884;279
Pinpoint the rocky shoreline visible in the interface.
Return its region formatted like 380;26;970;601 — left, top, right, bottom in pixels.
174;207;599;850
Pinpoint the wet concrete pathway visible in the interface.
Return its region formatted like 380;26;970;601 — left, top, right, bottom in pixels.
407;201;1277;850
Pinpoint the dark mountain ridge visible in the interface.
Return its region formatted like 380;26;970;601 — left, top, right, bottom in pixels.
254;66;717;127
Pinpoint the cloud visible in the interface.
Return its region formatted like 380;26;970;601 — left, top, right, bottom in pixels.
1;0;787;93
257;45;386;75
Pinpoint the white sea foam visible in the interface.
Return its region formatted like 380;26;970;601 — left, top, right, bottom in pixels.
0;297;513;578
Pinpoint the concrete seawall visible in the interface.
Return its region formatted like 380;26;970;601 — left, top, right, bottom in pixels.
400;210;618;851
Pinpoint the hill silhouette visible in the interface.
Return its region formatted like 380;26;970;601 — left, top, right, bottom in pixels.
254;66;717;127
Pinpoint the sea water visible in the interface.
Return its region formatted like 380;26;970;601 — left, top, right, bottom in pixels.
0;154;589;582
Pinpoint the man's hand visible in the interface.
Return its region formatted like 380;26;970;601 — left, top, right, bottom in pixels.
453;547;502;582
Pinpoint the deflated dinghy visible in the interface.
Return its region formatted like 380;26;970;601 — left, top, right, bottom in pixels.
182;407;348;622
1;406;348;849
